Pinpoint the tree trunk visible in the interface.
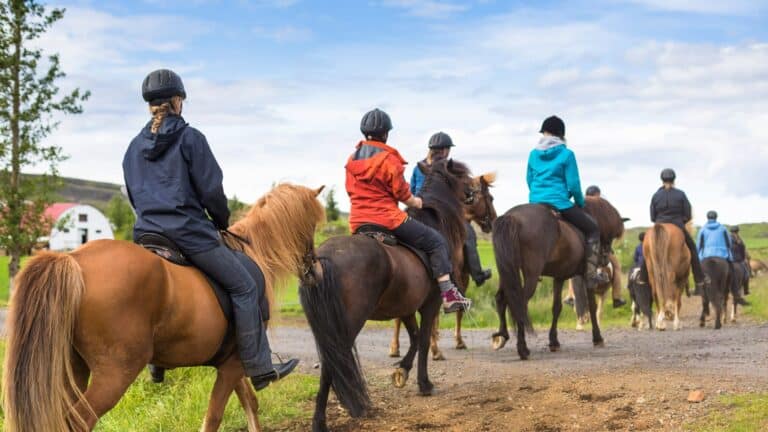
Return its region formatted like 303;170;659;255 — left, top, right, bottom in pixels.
8;248;21;295
7;4;22;297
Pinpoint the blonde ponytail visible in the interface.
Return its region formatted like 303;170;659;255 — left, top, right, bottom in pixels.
148;96;183;134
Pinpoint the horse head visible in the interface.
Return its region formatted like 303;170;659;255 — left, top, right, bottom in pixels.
465;172;497;233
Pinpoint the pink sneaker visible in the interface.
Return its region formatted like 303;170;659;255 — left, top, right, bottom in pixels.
442;287;472;313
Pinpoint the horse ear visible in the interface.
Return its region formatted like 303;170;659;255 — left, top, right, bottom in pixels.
315;185;325;196
480;172;497;186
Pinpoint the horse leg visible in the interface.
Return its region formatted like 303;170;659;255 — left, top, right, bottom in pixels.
417;299;440;396
312;364;332;432
492;289;510;350
673;288;683;331
393;315;419;388
515;274;538;360
234;378;262;432
71;364;143;430
700;295;707;328
455;310;467;350
430;315;445;361
201;357;248;432
549;279;564;352
587;283;604;347
389;318;402;358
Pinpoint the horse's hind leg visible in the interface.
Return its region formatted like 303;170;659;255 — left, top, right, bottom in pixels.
234;378;262;432
312;364;332;432
673;288;683;331
202;356;248;432
389;318;402;358
393;315;419;388
417;299;441;396
700;295;707;328
492;289;510;350
430;315;445;361
455;310;467;350
587;283;604;346
71;363;144;430
549;278;564;352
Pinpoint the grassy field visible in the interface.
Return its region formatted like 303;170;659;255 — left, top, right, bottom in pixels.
685;392;768;431
0;341;317;431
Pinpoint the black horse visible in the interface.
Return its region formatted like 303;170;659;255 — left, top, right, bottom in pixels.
299;159;472;432
700;257;731;329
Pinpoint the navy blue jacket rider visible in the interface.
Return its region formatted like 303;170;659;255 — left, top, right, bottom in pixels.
123;114;230;254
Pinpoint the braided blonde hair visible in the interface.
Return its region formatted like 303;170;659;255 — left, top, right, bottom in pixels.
149;96;183;133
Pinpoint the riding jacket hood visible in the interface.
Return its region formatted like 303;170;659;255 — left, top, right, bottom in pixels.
123;115;230;254
697;220;732;261
527;137;585;211
345;140;412;232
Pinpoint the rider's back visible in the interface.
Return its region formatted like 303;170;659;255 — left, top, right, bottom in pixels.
650;187;690;227
527;142;583;211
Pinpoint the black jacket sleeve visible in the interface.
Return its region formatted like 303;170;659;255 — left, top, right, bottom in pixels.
650;194;657;222
183;130;230;230
681;192;692;223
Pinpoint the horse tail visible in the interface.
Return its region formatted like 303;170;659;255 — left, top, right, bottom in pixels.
3;252;92;432
299;257;369;417
650;224;673;313
493;214;532;333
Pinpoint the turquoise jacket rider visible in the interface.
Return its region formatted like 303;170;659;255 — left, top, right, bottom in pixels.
527;136;585;210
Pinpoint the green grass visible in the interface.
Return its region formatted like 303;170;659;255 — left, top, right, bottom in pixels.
685;393;768;432
0;341;317;431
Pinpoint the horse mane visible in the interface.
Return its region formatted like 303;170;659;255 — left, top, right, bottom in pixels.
584;196;625;243
228;183;325;313
409;159;470;253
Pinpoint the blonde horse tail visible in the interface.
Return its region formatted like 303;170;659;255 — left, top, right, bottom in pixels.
651;224;672;314
3;252;92;431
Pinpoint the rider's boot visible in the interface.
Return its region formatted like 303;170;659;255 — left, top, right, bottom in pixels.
251;358;300;391
439;280;472;313
585;239;610;286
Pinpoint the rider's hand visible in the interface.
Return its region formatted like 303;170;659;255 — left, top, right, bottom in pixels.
405;196;423;209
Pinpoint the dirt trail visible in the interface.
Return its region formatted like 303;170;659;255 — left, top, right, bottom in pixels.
271;295;768;431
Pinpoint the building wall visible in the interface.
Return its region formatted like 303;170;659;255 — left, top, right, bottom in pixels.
49;205;114;251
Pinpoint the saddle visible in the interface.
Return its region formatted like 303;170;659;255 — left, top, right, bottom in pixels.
135;233;242;367
354;224;434;278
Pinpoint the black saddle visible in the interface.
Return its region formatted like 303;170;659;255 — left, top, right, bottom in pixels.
354;224;434;278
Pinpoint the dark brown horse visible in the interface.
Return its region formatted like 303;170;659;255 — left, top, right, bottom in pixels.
491;197;624;360
2;184;325;432
389;172;497;359
299;159;472;432
700;257;730;329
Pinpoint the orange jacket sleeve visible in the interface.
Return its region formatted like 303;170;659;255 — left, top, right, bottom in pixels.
388;155;413;203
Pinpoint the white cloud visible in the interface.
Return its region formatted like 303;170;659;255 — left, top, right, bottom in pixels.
618;0;763;15
380;0;469;18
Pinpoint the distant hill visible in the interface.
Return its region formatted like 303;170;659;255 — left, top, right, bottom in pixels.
24;174;123;211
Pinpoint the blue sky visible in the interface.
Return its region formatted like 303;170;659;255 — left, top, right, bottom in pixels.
38;0;768;226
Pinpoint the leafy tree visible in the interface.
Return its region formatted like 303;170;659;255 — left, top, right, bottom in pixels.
228;195;248;219
106;194;135;240
324;186;340;222
0;1;89;291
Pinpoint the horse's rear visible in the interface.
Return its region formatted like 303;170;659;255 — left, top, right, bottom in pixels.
700;257;729;329
644;223;690;330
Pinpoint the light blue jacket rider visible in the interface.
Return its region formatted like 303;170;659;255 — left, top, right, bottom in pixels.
697;220;733;261
527;136;584;210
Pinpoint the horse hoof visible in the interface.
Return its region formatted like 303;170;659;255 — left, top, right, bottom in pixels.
389;349;401;358
594;340;605;348
699;321;705;328
392;368;409;388
455;341;467;350
432;352;446;361
492;335;508;351
549;344;560;352
419;385;434;397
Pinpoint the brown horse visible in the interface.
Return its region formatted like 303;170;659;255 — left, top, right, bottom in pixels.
643;223;690;331
299;159;472;432
2;184;326;432
700;257;730;329
491;196;624;360
388;172;497;360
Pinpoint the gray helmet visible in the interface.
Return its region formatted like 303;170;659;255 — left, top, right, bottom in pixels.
142;69;186;105
660;168;676;182
428;132;454;149
707;210;718;220
360;108;392;139
585;185;601;196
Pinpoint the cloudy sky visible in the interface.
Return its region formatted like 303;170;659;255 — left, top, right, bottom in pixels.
33;0;768;226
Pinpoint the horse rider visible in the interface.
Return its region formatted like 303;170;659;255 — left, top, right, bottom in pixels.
410;131;493;287
697;211;749;305
585;185;626;307
345;108;472;312
646;168;708;294
527;116;610;290
634;231;645;269
123;69;298;391
730;225;751;295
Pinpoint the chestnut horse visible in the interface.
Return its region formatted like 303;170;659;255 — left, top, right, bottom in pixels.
643;223;690;331
2;184;326;432
299;159;472;432
389;172;497;360
491;196;624;360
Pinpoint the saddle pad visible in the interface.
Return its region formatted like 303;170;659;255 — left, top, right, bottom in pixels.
354;224;433;278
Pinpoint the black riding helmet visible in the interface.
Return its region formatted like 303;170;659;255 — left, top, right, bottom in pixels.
540;115;565;139
585;185;601;196
428;132;454;149
730;225;740;233
142;69;186;105
360;108;392;140
660;168;676;182
707;210;718;220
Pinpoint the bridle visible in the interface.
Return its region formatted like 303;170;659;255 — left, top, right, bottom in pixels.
465;182;494;230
